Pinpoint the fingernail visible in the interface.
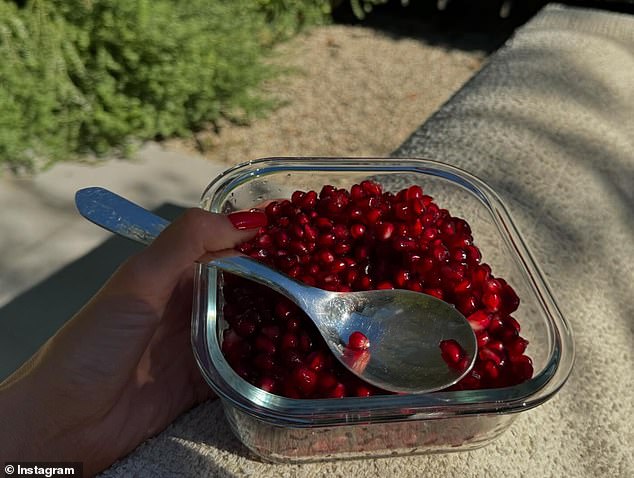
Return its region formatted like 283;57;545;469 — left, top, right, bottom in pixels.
228;210;268;230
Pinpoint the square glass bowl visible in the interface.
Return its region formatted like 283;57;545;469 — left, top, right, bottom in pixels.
191;157;574;463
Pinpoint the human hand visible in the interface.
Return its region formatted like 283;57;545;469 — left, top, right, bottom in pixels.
0;208;266;475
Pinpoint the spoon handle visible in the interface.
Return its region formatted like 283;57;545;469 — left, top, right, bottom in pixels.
75;187;169;245
209;255;318;310
75;187;320;311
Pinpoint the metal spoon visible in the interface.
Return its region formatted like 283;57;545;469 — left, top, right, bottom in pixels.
75;187;477;394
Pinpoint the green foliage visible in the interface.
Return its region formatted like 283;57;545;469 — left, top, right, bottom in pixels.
0;1;85;170
0;0;407;172
58;0;284;156
256;0;332;41
349;0;410;19
0;0;330;172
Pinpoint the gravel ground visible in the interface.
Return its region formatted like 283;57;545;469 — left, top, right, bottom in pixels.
164;22;491;165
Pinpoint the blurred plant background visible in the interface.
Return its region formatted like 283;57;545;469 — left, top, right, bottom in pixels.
0;0;546;173
1;0;335;172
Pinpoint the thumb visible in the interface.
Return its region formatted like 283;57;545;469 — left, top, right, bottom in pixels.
107;208;267;313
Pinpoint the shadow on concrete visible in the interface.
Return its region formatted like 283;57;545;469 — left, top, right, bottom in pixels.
0;203;185;382
333;0;634;55
332;0;549;54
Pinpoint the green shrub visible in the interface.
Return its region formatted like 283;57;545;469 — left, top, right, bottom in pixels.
0;1;84;170
0;0;330;172
1;0;406;172
59;0;285;155
256;0;332;41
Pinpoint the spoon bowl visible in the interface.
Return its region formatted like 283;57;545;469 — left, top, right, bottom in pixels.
75;187;477;394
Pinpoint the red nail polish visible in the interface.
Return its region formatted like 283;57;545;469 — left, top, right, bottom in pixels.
228;211;268;230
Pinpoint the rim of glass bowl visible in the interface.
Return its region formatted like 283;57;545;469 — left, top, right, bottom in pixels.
191;157;575;427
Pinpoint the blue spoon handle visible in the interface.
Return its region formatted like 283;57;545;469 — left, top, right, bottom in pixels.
75;187;169;245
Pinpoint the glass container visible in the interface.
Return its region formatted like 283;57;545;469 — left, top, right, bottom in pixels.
191;157;574;463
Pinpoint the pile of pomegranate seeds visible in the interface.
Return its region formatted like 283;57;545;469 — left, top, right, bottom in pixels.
221;180;533;398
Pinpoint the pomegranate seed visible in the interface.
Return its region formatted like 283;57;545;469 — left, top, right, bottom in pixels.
405;185;423;200
476;330;491;348
501;283;520;314
465;244;482;264
289;240;308;255
280;332;298;350
431;244;449;262
455;355;471;373
454;279;472;294
440;339;464;365
354;245;370;261
291;190;305;205
330;259;347;273
507;337;529;356
350;184;365;200
376;281;395;290
328;383;347;398
234;317;257;337
307;351;327;371
361;180;382;196
253;353;276;371
479;347;504;367
319;185;336;199
457;294;478;316
512;355;533;379
254;335;277;355
424;288;444;299
315;217;333;230
393;202;410;220
286;316;301;332
274;300;296;320
350;223;366;239
375;222;395;240
348;331;370;350
292;366;318;396
355;385;373;397
333;223;349;240
301;190;317;209
394;269;410;287
225;182;531;398
482;292;501;312
260;324;281;341
487;315;505;335
319;250;335;264
299;331;313;352
487;340;506;357
472;264;491;285
303;224;318;242
440;218;456;236
317;232;335;247
300;274;317;286
467;310;491;331
423;226;438;241
282;382;302;399
484;278;503;294
483;360;500;380
333;243;351;255
317;372;338;391
406;280;424;292
505;316;521;333
257;376;277;393
356;274;373;290
363;208;382;224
